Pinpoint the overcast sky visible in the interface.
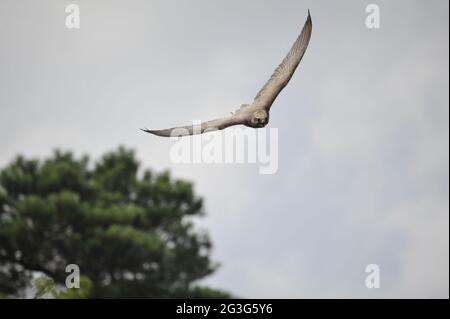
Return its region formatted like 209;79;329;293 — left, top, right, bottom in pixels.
0;0;448;298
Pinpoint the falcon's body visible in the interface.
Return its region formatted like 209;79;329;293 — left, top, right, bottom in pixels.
142;11;312;137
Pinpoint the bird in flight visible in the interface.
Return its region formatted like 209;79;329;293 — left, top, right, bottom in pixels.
142;11;312;137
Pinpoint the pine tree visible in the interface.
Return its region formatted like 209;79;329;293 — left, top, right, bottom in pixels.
0;147;230;298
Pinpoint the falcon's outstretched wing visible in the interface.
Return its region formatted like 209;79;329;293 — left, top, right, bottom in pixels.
254;11;312;111
141;114;244;137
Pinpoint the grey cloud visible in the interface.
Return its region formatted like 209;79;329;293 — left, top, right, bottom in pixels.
0;0;448;298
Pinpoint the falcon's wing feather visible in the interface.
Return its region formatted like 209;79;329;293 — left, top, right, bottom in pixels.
254;11;312;110
141;114;244;137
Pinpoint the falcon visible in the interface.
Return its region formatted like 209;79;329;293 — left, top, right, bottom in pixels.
142;11;312;137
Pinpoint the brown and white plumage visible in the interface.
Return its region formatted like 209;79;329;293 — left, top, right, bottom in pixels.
142;11;312;137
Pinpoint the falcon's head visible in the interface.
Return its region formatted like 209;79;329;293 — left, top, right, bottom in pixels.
249;110;269;128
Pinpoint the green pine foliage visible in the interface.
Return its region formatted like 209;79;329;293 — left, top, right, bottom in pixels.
0;147;230;298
